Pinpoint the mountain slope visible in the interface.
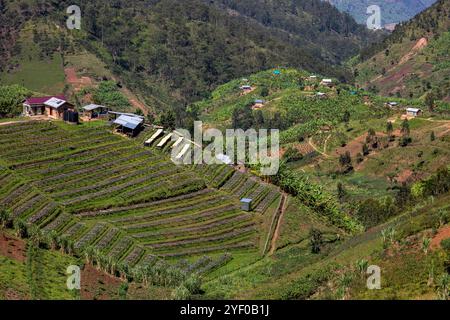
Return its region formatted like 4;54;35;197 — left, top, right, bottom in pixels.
0;0;380;115
326;0;438;26
353;0;450;101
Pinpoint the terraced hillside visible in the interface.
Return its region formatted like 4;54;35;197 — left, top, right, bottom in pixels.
0;121;281;280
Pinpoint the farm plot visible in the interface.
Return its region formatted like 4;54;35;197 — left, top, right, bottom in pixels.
0;121;262;273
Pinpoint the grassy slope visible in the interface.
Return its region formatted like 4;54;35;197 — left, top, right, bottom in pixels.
0;22;65;95
353;0;450;100
203;193;449;299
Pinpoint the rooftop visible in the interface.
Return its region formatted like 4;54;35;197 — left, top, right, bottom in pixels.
83;104;108;111
44;97;67;109
25;95;66;105
114;114;143;130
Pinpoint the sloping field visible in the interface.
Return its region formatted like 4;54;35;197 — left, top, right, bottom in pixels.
0;121;280;278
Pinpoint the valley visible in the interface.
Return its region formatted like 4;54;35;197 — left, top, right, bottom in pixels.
0;0;448;302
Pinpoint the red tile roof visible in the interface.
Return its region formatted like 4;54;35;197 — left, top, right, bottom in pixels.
25;96;66;105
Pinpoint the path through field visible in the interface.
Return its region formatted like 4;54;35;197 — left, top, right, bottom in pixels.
269;193;288;255
308;137;330;158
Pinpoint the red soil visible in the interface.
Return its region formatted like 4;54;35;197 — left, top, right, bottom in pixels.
396;169;414;184
80;263;123;300
431;225;450;250
64;67;93;91
0;232;26;262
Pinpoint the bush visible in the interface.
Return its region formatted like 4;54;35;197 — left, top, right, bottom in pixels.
441;238;450;252
282;146;303;163
0;85;31;117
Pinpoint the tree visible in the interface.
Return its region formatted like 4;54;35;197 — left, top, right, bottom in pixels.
160;110;176;129
135;109;144;116
0;208;11;229
339;151;353;173
14;219;28;238
337;182;346;202
0;85;31;117
342;110;350;124
362;143;369;156
283;146;303;163
309;228;323;254
260;86;269;97
386;121;393;139
425;92;435;112
430;131;435;141
254;110;265;129
232;105;253;130
401;119;410;136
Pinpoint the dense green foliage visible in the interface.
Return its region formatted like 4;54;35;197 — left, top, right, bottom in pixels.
328;0;437;25
0;0;381;120
271;163;361;233
0;84;31;117
92;81;130;112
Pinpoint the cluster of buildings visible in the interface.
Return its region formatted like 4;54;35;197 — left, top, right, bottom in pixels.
22;95;145;136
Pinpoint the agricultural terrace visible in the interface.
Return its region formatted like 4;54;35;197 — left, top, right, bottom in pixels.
0;121;281;279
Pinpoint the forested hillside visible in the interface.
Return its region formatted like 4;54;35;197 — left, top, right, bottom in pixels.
354;0;450;100
326;0;437;26
0;0;380;117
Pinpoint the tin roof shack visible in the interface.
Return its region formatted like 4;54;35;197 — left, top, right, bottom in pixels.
240;198;253;212
252;99;265;110
113;114;144;136
406;108;422;117
82;104;110;120
320;79;333;87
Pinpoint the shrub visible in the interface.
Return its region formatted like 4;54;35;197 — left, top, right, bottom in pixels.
441;238;450;252
0;85;31;117
283;146;303;162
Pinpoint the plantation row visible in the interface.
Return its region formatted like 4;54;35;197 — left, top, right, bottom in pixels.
143;128;282;213
0;122;259;265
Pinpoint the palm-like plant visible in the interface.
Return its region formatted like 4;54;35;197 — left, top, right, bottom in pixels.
356;259;369;278
84;246;95;264
14;219;28;238
47;230;59;250
0;208;11;229
436;274;449;300
422;237;431;255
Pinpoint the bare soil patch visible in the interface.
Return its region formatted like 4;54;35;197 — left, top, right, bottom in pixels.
65;67;93;91
431;225;450;250
0;232;26;262
80;263;123;300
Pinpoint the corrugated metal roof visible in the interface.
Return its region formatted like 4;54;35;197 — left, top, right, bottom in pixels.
406;108;421;113
25;95;66;105
44;97;67;109
83;104;107;111
113;115;143;130
240;198;252;203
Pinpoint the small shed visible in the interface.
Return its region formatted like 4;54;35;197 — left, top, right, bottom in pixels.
82;104;109;120
43;97;74;119
321;79;333;87
406;108;422;117
113;114;144;136
240;198;253;212
252;99;265;109
388;102;398;107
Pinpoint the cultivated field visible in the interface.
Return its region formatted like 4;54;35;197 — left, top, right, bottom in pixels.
0;121;281;279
